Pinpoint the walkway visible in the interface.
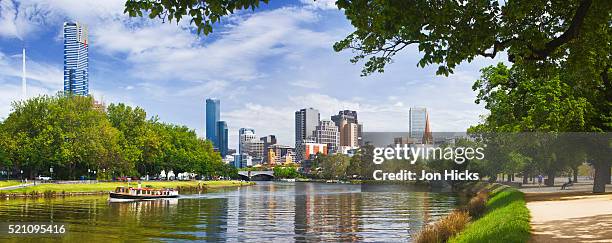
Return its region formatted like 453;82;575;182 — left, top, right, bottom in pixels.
528;194;612;242
0;183;34;190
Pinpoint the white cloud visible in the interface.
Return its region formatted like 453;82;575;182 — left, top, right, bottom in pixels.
300;0;337;10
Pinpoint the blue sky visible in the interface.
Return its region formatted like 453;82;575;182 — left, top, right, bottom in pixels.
0;0;506;148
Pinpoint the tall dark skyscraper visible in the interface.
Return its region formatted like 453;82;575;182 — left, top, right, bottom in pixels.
206;98;220;145
63;22;89;96
295;108;320;146
216;121;228;157
206;98;228;157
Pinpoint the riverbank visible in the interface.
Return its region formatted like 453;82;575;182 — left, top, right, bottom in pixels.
449;184;530;242
0;180;254;198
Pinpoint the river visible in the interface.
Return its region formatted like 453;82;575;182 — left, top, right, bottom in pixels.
0;182;460;242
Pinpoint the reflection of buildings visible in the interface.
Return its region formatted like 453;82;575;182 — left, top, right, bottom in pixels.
293;183;362;242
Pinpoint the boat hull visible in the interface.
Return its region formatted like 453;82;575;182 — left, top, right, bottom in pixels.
109;192;179;200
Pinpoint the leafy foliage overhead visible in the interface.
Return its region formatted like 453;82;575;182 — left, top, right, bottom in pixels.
124;0;269;35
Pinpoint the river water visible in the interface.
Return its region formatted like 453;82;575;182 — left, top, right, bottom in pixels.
0;182;459;242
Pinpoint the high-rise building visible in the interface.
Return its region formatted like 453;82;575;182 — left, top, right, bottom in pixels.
206;98;220;146
63;22;89;96
216;121;229;157
260;135;277;162
315;120;340;154
409;107;432;144
239;128;256;154
295;108;320;147
331;110;362;148
244;138;264;164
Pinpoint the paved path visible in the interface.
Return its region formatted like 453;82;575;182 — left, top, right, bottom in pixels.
0;183;34;190
527;194;612;242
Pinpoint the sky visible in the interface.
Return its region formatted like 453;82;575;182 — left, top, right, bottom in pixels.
0;0;506;148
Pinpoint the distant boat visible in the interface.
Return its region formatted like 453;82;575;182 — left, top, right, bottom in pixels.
109;186;179;200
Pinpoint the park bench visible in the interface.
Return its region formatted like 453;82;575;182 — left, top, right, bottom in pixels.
561;181;574;190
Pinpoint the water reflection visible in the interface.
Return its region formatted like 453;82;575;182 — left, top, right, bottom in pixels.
0;182;458;242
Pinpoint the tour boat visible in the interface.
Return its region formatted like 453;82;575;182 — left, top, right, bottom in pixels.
109;186;179;200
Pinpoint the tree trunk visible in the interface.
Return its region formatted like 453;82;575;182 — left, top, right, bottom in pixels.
522;173;529;184
545;170;555;186
593;162;607;193
507;173;511;182
605;163;611;184
573;166;578;183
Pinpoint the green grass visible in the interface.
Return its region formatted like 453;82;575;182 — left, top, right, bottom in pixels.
0;180;22;188
3;180;253;193
450;186;531;243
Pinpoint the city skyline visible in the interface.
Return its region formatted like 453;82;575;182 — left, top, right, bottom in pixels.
0;0;507;147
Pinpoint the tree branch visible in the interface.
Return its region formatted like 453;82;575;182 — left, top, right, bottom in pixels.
526;0;593;60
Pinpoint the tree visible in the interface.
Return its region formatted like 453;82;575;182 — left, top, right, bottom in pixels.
124;0;268;35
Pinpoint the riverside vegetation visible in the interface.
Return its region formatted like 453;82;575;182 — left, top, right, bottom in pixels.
0;180;254;198
0;94;238;181
414;183;530;243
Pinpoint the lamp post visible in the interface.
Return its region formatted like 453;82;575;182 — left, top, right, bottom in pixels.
87;169;91;180
93;170;97;180
20;170;23;182
50;167;54;180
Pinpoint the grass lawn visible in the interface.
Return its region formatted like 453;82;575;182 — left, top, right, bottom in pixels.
450;186;531;243
0;180;22;188
3;180;253;193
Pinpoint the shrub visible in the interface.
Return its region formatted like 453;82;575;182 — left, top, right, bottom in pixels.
467;191;488;218
414;211;470;243
414;224;440;243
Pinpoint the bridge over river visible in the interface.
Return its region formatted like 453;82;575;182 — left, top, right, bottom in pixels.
237;170;274;181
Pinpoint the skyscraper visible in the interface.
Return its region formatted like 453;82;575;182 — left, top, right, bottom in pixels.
295;108;320;146
409;107;432;143
216;121;229;157
331;110;362;147
63;22;89;96
206;98;220;146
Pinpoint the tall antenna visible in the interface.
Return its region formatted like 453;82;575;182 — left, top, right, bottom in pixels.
22;48;27;99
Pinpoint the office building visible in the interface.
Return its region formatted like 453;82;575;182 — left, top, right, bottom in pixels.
260;135;277;162
63;22;89;96
295;108;320;147
331;110;362;147
409;107;427;141
315;120;339;154
206;98;220;146
216;121;229;157
239;128;256;154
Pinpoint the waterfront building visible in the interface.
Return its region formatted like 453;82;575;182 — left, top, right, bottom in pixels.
315;120;339;154
331;110;362;147
295;108;320;148
206;98;220;146
63;22;89;96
